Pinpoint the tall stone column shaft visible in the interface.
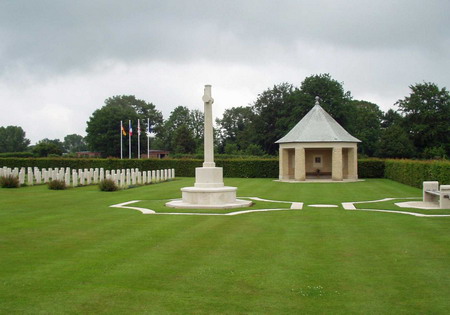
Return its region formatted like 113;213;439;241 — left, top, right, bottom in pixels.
202;85;215;167
332;147;343;181
347;147;358;180
294;147;306;181
280;148;289;180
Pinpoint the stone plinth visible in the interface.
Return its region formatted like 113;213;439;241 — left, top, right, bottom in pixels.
165;166;252;209
166;186;252;209
195;167;224;188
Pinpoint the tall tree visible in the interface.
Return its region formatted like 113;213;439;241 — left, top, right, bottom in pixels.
85;95;163;157
32;138;64;157
251;83;301;155
63;134;88;153
376;125;416;158
173;124;197;154
189;109;204;149
298;73;353;129
0;126;30;153
216;106;256;152
381;109;403;128
154;106;204;154
250;74;352;155
396;82;450;157
348;100;383;156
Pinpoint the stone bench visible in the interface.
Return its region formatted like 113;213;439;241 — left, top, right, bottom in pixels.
423;181;450;209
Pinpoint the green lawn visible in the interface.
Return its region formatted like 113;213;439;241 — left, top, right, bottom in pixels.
1;178;449;314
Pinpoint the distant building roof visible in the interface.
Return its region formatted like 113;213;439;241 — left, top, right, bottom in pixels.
276;97;361;144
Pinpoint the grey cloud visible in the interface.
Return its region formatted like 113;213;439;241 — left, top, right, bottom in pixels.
1;0;449;77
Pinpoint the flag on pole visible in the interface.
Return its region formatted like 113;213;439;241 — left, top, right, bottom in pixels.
128;120;132;159
120;121;124;159
137;120;141;159
147;118;150;159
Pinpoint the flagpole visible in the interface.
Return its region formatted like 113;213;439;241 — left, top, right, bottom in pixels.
129;120;131;159
120;121;123;159
138;119;141;159
147;118;150;159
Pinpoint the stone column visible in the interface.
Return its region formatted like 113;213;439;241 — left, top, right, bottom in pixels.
347;147;357;180
332;147;343;181
202;85;215;167
294;147;306;181
280;148;290;180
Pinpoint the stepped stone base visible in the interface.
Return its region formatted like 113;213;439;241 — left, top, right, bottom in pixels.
165;167;252;209
166;186;252;209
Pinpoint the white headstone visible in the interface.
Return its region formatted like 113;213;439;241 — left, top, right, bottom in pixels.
35;170;42;184
65;172;70;186
19;169;25;185
27;169;33;185
72;170;78;187
142;171;147;184
126;170;131;186
120;171;125;187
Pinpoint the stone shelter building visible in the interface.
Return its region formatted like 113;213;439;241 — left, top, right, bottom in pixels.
276;97;361;181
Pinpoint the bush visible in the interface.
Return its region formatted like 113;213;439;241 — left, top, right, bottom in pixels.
0;175;20;188
48;179;67;190
99;179;119;191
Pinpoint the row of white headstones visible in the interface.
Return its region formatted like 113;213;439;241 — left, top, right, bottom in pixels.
0;166;175;187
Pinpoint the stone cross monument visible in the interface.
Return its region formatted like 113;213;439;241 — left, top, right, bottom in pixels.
202;85;215;167
166;85;252;209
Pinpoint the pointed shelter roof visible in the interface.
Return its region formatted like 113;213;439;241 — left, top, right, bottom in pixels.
276;97;361;143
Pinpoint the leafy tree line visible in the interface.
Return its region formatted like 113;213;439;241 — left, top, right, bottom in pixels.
215;75;450;159
1;74;449;159
0;125;88;157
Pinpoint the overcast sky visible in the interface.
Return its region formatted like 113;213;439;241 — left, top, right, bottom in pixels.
1;0;449;144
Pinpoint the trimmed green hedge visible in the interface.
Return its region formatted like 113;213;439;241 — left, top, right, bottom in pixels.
0;157;382;179
0;152;35;158
1;158;447;187
216;159;279;178
357;159;385;178
385;159;450;188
